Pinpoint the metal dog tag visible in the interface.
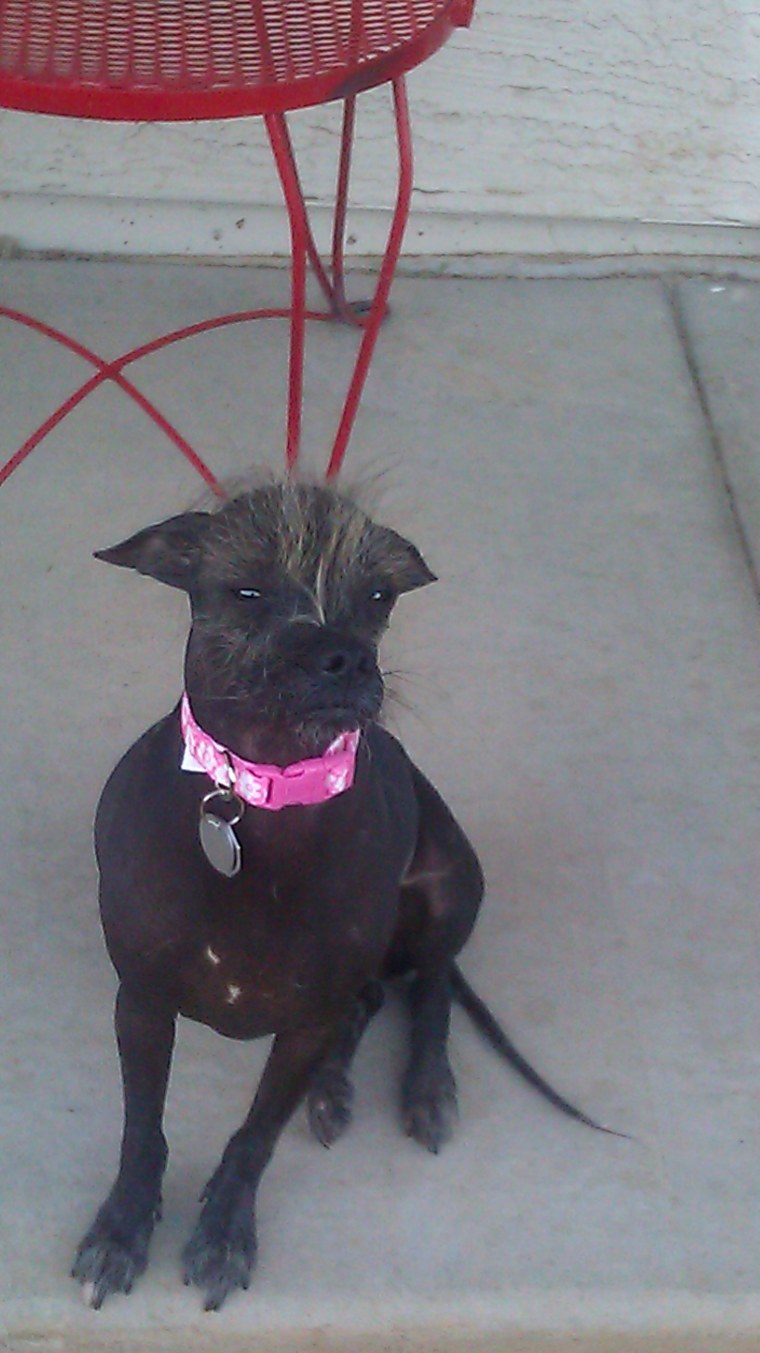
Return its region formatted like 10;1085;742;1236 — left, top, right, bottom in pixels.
199;789;244;878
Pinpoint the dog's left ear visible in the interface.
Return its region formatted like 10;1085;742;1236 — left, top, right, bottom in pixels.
94;510;211;591
379;528;437;594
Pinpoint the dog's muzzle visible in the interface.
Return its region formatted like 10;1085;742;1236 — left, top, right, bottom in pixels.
279;625;384;728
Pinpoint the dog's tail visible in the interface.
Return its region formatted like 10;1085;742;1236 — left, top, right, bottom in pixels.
450;963;627;1138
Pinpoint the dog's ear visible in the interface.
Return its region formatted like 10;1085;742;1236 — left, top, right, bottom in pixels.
378;528;437;595
94;511;210;591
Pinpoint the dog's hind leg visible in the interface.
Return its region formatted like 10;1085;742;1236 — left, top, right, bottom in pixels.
390;762;484;1153
401;966;458;1154
307;981;385;1146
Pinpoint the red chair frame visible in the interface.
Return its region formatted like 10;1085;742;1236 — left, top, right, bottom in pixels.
0;0;473;492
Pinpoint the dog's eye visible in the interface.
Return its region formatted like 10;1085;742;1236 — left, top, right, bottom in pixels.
236;588;262;600
369;587;394;605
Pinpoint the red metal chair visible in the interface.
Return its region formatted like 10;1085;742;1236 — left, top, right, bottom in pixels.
0;0;474;493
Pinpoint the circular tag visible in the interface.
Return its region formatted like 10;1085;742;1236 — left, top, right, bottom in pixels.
199;811;242;878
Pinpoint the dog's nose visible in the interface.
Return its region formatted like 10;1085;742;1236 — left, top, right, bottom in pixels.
319;646;374;681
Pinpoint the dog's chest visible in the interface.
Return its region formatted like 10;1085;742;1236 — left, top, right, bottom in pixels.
179;932;309;1036
175;862;395;1039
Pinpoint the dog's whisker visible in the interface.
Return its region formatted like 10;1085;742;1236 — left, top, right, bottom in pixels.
384;692;417;719
381;667;450;706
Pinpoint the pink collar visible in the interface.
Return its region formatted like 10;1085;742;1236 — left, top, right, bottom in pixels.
180;693;360;811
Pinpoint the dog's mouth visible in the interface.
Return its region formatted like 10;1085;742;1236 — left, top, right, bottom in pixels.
293;678;384;749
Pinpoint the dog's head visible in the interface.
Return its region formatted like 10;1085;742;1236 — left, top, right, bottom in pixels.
96;482;435;752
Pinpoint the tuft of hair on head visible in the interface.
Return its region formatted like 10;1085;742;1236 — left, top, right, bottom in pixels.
188;462;396;522
95;469;436;601
185;464;278;514
202;478;368;590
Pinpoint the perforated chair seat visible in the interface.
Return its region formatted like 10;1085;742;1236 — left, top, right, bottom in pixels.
0;0;473;119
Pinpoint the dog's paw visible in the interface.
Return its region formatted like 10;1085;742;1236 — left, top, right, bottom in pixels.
182;1193;257;1311
307;1067;355;1147
72;1195;160;1308
401;1057;459;1154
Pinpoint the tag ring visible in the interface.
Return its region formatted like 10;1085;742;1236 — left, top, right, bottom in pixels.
201;786;244;827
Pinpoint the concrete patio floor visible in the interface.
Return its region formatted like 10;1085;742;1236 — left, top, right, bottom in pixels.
2;262;760;1352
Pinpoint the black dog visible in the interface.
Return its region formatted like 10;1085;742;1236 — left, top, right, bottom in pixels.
73;481;605;1312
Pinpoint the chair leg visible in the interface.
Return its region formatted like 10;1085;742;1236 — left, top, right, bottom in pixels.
265;77;413;479
0;306;225;495
261;114;340;315
329;95;366;328
325;76;413;480
265;111;311;473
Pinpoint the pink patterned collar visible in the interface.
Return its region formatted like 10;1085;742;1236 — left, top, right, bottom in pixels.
180;693;360;811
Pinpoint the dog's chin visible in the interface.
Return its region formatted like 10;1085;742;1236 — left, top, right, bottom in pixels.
295;706;374;754
290;689;382;753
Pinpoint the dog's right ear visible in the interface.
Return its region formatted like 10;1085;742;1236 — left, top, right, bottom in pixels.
94;511;210;591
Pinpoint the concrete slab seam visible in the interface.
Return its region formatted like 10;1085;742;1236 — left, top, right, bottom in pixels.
665;278;760;609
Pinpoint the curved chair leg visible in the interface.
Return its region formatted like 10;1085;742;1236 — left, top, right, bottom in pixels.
325;76;413;479
265;77;413;479
329;96;369;328
0;306;226;495
265;111;310;473
261;114;341;316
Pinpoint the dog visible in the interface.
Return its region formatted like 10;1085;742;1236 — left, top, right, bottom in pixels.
72;480;607;1312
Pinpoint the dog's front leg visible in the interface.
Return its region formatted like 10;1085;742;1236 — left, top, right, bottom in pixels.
182;1022;339;1311
73;984;176;1307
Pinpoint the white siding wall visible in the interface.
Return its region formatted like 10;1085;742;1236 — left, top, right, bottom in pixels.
2;0;760;258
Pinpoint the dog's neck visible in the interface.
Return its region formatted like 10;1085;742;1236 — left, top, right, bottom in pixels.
179;693;360;811
182;693;355;764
